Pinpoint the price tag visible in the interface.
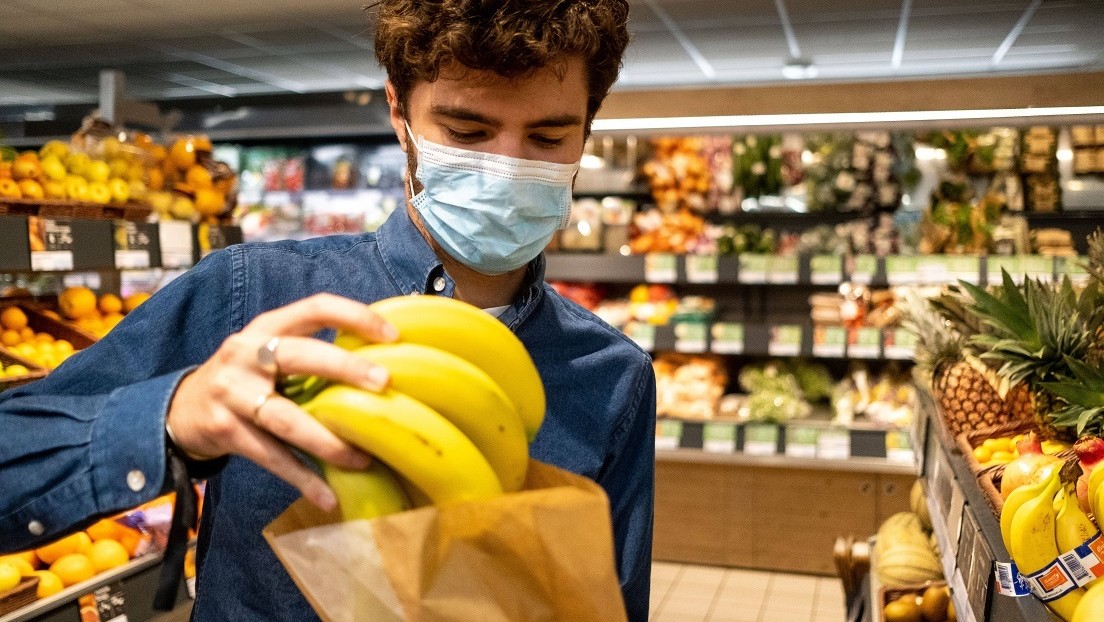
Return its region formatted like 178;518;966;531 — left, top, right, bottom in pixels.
947;255;981;284
685;254;719;283
160;221;194;268
644;253;678;283
1059;256;1091;286
625;323;656;351
710;323;744;354
886;429;915;463
785;426;819;458
849;327;883;359
812;325;846;358
197;224;232;259
884;328;919;360
28;217;74;271
988;255;1024;285
743;423;779;456
739;253;769;283
674;322;708;353
702;422;737;454
947;485;965;559
817;428;851;459
79;581;128;622
1024;255;1055;282
655;419;683;451
810;254;842;284
885;256;919;285
849;254;877;284
113;221;153;269
917;255;950;284
768;324;802;356
768;256;799;284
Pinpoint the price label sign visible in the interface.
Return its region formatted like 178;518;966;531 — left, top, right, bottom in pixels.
849;327;883;359
812;325;846;358
197;224;232;259
785;426;819;458
655;419;683;451
886;429;915;464
885;255;919;285
768;324;802;357
768;256;799;284
884;327;919;360
703;422;737;454
78;581;128;622
810;254;842;285
710;322;744;354
849;254;878;284
917;255;950;284
743;423;779;456
739;253;769;283
113;221;154;269
160;221;194;268
817;428;851;459
28;217;74;271
674;322;708;353
625;323;656;352
988;255;1023;285
644;253;678;283
947;255;981;284
685;254;719;283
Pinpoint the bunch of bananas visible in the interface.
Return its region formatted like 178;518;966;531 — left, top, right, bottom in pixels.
282;296;545;521
1000;459;1104;620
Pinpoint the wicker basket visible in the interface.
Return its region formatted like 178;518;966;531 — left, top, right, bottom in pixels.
876;581;948;622
0;197;153;221
0;347;47;390
0;576;40;617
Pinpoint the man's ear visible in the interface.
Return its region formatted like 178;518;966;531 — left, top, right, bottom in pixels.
385;80;407;152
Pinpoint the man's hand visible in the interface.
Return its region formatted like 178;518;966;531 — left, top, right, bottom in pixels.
166;294;397;510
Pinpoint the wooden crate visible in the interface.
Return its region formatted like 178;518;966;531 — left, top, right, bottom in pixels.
0;577;39;617
0;347;47;390
0;197;153;221
876;581;948;622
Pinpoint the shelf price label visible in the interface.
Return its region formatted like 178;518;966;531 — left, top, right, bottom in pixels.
849;327;883;359
702;422;737;454
886;429;915;464
812;325;846;358
160;221;194;268
198;224;232;259
28;217;74;271
848;254;877;284
743;423;779;456
644;253;678;283
987;255;1024;285
625;323;656;352
817;428;851;460
916;255;950;284
710;322;744;354
655;419;683;451
947;255;981;284
885;256;919;285
685;254;719;283
785;425;819;458
738;253;770;283
79;581;127;622
884;327;919;360
674;322;708;353
768;256;799;284
113;220;154;269
810;254;842;284
768;324;802;357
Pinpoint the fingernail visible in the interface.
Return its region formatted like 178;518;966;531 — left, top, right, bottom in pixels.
381;323;399;342
349;450;372;470
364;366;390;390
314;486;337;512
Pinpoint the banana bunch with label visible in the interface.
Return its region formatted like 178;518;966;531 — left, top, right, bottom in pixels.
281;296;544;521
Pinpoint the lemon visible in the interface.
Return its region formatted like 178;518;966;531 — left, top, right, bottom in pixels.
973;445;993;463
0;562;20;592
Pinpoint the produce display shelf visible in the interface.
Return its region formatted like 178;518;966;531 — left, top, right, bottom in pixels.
0;549;190;622
656;448;916;476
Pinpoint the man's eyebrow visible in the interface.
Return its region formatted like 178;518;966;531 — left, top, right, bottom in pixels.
431;105;501;127
527;114;584;129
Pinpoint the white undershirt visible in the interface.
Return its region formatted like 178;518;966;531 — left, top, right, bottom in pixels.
483;305;509;318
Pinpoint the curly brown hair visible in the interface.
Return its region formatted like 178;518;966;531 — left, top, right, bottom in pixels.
373;0;630;126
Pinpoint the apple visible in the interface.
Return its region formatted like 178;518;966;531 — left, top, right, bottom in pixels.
87;181;112;204
12;156;41;181
108;178;130;204
39;140;70;160
0;178;23;199
64;152;91;178
65;175;89;201
43;179;67;199
87;160;111;183
39;155;67;181
18;179;45;200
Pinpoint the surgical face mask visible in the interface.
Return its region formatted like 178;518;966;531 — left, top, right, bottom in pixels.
405;122;578;275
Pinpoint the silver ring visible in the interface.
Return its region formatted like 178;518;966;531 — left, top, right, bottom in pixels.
252;391;275;426
257;336;281;377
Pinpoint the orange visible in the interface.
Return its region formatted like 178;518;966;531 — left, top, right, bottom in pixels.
0;551;39;570
185;165;213;189
169;139;196;169
0;562;20;592
98;293;123;315
1;307;28;331
19;327;35;342
53;339;74;355
0;557;35;577
49;554;94;587
123;292;151;313
34;332;54;344
35;532;92;565
34;570;63;597
102;313;125;332
87;540;129;573
1;329;20;347
194;188;226;218
58;287;98;320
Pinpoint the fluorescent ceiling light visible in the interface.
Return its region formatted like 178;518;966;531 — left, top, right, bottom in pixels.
580;154;606;169
591;105;1104;132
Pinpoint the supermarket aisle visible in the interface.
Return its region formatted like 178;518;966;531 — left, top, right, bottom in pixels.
650;562;846;622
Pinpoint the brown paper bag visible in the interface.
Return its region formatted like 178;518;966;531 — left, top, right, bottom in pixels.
263;460;628;622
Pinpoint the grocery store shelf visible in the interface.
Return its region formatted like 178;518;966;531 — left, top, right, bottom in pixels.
656;448;916;475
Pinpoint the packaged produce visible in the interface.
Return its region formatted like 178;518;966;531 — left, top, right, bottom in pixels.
641;137;712;213
654;353;727;420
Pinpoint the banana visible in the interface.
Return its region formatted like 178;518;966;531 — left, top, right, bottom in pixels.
338;295;546;441
1002;461;1061;554
1088;464;1104;525
321;461;410;522
1056;465;1103;589
304;384;503;505
1009;467;1084;620
352;343;529;492
1073;582;1104;622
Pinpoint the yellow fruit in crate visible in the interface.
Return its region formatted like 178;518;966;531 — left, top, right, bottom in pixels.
18;179;44;200
102;313;125;332
18;327;34;341
146;167;165;192
1;329;20;347
100;137;122;159
98;294;123;315
170;139;197;169
49;554;94;587
5;364;30;377
86;160;110;184
194;188;226;218
0;556;35;577
39;155;67;182
43;179;67;200
87;181;111;205
1;551;39;570
0;563;20;592
170;195;196;220
35;532;92;565
64;175;88;201
87;540;128;573
59;287;98;320
39;140;69;160
14;343;36;359
123;293;151;313
34;332;54;344
108;178;130;204
34;570;63;597
990;451;1016;464
125;162;145;183
128;180;147;201
973;445;992;463
53;340;73;356
1;307;28;331
186;165;213;188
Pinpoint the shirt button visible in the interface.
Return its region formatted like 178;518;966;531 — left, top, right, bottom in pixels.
433;277;446;292
127;470;146;492
28;520;44;536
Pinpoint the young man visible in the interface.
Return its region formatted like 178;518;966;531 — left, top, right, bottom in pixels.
0;1;653;619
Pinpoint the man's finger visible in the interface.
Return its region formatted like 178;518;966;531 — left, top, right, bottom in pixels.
247;294;398;343
233;424;339;511
252;394;372;470
264;337;389;392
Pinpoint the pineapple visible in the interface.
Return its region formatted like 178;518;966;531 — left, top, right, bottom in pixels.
1084;229;1104;367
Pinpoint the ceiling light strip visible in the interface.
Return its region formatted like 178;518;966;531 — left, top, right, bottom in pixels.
993;0;1042;65
643;0;716;80
591;105;1104;132
891;0;912;69
773;0;802;60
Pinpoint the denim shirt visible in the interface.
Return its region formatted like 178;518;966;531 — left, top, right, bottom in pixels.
0;207;656;621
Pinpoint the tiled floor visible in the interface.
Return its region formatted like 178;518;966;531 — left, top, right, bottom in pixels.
650;562;847;622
